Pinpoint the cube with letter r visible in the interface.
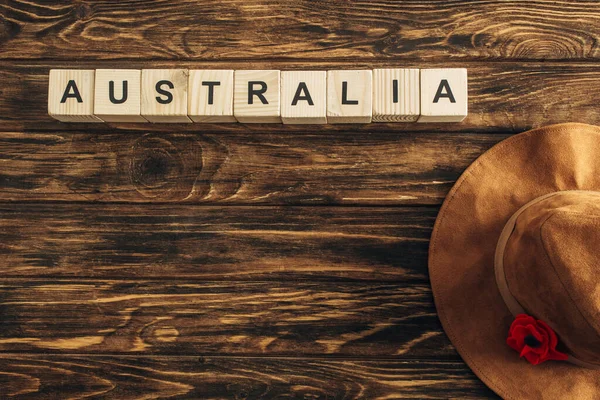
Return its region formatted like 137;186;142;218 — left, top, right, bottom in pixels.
234;70;281;123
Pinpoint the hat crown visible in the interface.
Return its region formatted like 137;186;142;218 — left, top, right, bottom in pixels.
503;191;600;364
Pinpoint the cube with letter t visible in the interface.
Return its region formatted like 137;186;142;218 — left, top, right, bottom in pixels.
188;70;235;123
234;70;281;123
141;69;191;123
48;70;102;122
418;68;468;122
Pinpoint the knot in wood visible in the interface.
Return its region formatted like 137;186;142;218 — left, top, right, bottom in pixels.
74;2;93;21
0;16;20;42
129;135;184;199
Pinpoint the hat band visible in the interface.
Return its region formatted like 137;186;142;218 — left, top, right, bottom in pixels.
494;190;600;370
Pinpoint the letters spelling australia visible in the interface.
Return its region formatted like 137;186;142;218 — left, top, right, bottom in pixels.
48;68;468;124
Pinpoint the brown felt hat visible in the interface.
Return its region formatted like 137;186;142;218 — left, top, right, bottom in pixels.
429;123;600;399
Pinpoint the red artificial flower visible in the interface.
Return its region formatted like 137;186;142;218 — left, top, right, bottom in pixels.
506;314;569;365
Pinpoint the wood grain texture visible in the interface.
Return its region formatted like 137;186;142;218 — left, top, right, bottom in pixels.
3;1;578;397
0;356;497;399
3;61;600;132
0;204;432;281
1;0;600;62
0;131;504;205
0;280;452;358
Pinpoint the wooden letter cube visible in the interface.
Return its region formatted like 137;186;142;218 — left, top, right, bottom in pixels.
48;69;102;122
281;71;327;124
188;70;235;123
141;69;191;123
234;70;281;123
418;68;468;122
373;68;420;122
327;70;372;124
94;69;146;122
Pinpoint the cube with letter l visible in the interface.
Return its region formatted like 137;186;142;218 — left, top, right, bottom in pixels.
327;70;372;124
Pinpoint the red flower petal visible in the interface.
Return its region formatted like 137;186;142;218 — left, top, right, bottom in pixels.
506;314;569;365
537;320;559;348
511;314;537;328
524;351;542;365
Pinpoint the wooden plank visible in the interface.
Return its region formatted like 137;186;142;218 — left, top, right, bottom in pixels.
2;61;600;132
0;204;433;281
0;280;454;358
0;0;598;63
0;356;497;399
0;131;502;205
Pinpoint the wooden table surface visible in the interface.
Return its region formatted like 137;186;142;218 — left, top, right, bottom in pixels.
1;1;599;398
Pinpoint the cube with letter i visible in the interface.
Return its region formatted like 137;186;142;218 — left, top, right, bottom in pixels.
188;70;235;123
327;70;372;124
234;70;281;123
48;70;102;122
141;69;191;123
418;68;468;122
281;71;327;124
373;68;420;122
94;69;145;122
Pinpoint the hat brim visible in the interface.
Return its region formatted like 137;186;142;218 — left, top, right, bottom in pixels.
429;123;600;399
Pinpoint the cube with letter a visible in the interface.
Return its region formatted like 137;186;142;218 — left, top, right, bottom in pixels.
281;71;327;124
234;70;281;123
94;69;146;122
48;69;102;122
141;69;191;123
418;68;468;123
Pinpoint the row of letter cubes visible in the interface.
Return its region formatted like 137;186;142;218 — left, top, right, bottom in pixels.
48;69;467;123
